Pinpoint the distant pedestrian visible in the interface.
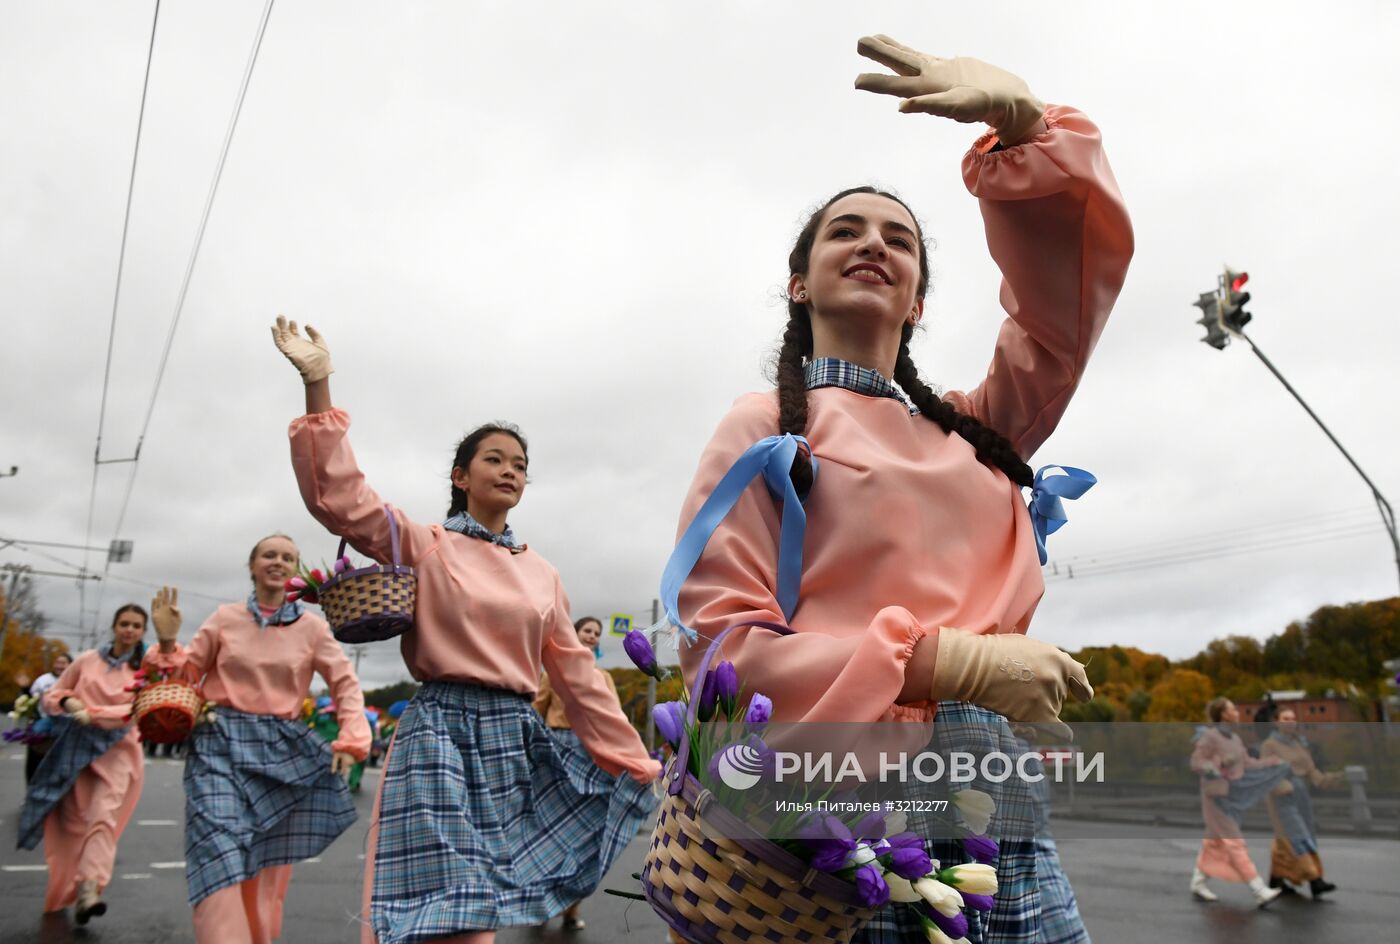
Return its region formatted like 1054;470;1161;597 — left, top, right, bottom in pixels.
1189;697;1291;907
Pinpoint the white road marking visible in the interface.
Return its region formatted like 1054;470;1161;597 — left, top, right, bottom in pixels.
120;873;153;880
2;865;48;872
150;861;186;869
304;857;321;863
138;819;179;826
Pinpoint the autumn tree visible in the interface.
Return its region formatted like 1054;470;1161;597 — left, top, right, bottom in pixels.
1144;669;1215;723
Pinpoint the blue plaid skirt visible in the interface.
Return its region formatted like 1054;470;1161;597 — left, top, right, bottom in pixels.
17;719;126;850
1034;838;1089;944
184;707;356;905
370;682;656;944
855;703;1041;944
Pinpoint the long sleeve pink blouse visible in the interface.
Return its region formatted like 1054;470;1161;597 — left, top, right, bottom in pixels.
676;105;1133;726
288;409;659;783
42;649;140;731
145;605;372;760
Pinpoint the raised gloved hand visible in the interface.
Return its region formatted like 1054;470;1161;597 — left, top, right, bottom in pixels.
271;315;334;384
930;628;1092;741
331;751;357;777
151;586;182;645
854;35;1046;146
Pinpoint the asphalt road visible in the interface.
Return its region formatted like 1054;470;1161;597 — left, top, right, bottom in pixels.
3;749;1396;942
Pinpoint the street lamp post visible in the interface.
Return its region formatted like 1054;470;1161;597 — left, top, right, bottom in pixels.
1194;268;1400;592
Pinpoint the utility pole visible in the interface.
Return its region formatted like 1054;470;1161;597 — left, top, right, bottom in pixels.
1193;268;1400;592
352;645;367;675
645;598;659;751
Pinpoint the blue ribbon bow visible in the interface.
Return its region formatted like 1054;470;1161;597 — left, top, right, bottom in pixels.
660;435;815;643
1028;465;1096;565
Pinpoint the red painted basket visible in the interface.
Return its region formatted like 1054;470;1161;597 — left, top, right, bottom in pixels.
132;679;203;744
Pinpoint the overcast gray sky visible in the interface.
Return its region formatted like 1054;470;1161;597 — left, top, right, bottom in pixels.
3;1;1397;691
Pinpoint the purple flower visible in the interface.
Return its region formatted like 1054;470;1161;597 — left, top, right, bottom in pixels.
798;813;856;872
961;892;996;912
744;692;772;731
698;670;719;722
810;839;857;873
962;834;999;865
888;844;934;880
746;735;778;779
929;906;969;940
652;700;686;749
623;630;661;679
854;863;890;908
713;661;739;718
886;831;924;852
853;810;887;843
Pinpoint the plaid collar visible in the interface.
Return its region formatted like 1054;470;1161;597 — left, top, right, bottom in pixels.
804;357;914;412
443;510;521;550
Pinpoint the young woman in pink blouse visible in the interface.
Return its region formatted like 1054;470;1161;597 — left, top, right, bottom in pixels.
19;604;150;925
271;318;661;944
663;36;1133;943
146;533;372;944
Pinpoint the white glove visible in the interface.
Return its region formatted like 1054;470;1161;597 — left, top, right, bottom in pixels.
151;586;182;644
930;628;1092;741
271;315;334;384
855;35;1046;145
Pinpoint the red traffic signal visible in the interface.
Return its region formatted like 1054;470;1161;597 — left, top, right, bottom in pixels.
1230;271;1249;293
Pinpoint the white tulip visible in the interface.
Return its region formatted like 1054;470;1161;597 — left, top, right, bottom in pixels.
884;873;924;903
939;862;998;896
951;789;996;835
914;877;965;918
844;842;879;869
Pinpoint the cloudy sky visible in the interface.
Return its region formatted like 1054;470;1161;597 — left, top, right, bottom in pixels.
3;1;1397;691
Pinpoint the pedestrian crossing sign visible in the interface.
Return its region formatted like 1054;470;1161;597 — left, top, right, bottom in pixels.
609;614;632;636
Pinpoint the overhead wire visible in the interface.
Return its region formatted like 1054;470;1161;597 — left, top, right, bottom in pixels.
89;0;279;635
81;0;163;644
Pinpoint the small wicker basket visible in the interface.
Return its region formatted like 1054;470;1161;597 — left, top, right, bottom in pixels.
318;506;416;644
642;622;878;944
132;679;203;744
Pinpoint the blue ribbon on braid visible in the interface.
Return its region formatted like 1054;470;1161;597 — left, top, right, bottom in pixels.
659;435;815;643
1029;465;1097;565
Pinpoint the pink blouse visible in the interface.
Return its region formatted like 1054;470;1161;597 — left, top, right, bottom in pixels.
288;409;659;783
42;649;141;732
676;105;1134;726
145;604;372;760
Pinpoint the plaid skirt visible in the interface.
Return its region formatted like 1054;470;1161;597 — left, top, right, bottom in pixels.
855;703;1041;944
17;719;127;850
370;682;656;944
184;707;356;905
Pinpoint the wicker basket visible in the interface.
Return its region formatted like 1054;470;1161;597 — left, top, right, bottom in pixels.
642;622;878;944
318;505;416;644
132;679;203;744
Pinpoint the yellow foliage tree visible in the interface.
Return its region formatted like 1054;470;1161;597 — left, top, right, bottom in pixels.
1144;669;1216;723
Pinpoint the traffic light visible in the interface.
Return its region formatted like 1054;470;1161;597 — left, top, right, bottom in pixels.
1194;290;1230;350
1222;269;1252;332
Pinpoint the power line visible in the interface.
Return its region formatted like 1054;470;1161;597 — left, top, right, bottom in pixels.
92;0;278;633
1050;505;1375;568
81;0;162;646
1045;519;1385;583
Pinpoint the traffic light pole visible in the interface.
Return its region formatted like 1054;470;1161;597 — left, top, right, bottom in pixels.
1236;330;1400;593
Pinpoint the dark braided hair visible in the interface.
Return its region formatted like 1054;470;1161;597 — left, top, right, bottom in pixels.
110;603;148;671
446;423;529;517
776;187;1033;490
